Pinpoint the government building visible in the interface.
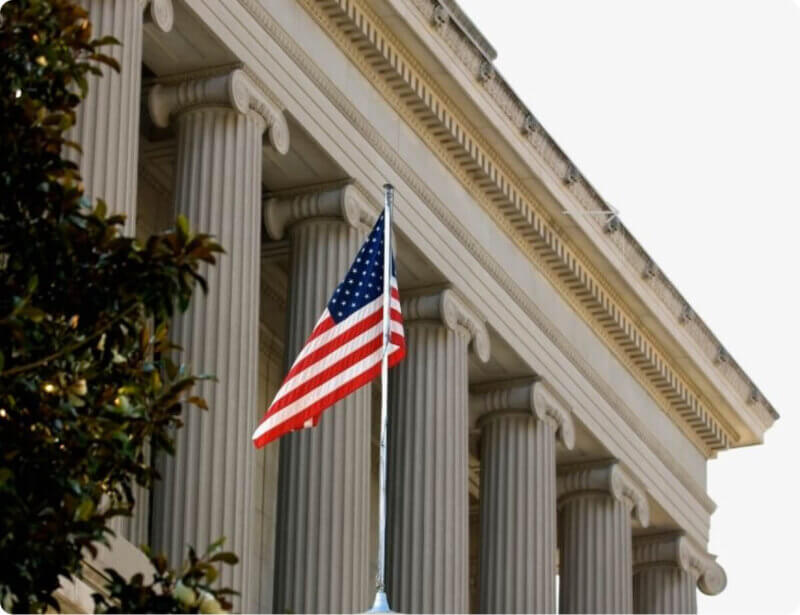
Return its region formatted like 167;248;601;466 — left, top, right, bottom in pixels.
56;0;778;613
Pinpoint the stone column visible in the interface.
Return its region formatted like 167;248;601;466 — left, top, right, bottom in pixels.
633;532;726;614
557;460;650;614
471;380;575;614
386;289;490;613
265;186;375;614
70;0;173;546
69;0;173;234
147;69;289;612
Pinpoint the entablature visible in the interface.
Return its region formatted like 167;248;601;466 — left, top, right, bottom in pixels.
291;0;777;456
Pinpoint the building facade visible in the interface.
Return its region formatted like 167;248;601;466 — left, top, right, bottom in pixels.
57;0;778;613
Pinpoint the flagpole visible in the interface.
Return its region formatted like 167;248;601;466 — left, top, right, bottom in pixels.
368;183;394;613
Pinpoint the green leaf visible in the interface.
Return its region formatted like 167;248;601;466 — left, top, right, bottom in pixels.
176;214;190;240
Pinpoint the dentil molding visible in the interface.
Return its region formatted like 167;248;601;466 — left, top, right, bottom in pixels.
232;0;717;516
287;0;780;455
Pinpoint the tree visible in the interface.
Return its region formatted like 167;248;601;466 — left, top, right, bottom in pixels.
0;1;236;611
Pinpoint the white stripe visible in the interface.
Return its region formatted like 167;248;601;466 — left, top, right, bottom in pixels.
293;289;401;366
270;319;404;407
252;342;402;441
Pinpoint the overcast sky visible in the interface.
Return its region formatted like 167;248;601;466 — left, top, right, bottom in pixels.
455;1;800;612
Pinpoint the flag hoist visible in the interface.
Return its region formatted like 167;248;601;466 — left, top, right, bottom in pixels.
253;184;404;612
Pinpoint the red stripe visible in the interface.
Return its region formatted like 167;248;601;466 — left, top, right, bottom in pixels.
282;308;403;384
267;335;384;415
253;340;406;449
283;310;382;382
253;359;383;448
308;313;335;339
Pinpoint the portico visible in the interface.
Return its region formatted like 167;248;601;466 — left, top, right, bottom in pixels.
59;0;778;613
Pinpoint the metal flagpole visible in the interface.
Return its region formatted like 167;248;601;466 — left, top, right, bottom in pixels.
368;183;394;613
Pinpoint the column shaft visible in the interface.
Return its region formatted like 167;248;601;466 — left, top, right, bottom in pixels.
559;495;633;614
386;323;470;613
151;108;263;610
633;567;697;614
70;0;145;234
272;220;371;614
479;414;557;613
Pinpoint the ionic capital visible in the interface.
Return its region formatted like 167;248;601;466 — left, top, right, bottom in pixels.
148;69;290;154
401;289;490;362
469;380;574;448
263;185;372;240
143;0;174;32
633;532;727;596
557;460;650;527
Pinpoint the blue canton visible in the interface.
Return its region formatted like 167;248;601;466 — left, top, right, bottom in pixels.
328;212;396;324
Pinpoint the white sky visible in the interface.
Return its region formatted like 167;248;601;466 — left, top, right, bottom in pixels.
455;1;800;612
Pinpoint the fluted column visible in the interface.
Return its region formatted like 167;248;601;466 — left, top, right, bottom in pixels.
633;532;726;614
386;289;490;613
557;460;650;614
70;0;173;546
68;0;173;235
471;380;575;613
265;186;375;614
147;70;288;612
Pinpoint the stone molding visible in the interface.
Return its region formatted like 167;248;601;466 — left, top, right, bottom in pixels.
232;0;717;518
288;0;779;454
401;289;490;362
263;184;372;240
469;380;575;448
558;460;650;527
143;0;174;32
405;0;776;424
633;532;727;596
148;69;289;154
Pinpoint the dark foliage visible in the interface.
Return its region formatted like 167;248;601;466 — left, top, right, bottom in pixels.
1;1;236;612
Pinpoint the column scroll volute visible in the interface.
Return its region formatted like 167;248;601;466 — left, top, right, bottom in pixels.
143;0;174;32
557;460;650;527
469;380;575;449
263;184;372;240
147;68;290;155
633;531;728;595
401;289;490;362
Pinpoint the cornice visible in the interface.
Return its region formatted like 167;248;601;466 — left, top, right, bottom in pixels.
558;460;650;527
633;532;727;595
469;379;575;448
287;0;771;455
406;0;777;429
232;0;717;515
401;288;491;362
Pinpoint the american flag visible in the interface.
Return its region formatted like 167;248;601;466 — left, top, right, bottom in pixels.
252;211;406;448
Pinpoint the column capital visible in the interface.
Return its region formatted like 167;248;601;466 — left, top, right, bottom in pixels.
633;532;727;596
143;0;174;32
401;289;490;362
263;184;372;240
557;460;650;527
148;68;290;154
469;380;575;448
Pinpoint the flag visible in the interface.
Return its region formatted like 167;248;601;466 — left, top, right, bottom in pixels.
252;211;405;448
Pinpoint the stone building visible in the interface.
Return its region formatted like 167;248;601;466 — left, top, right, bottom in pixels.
57;0;778;613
